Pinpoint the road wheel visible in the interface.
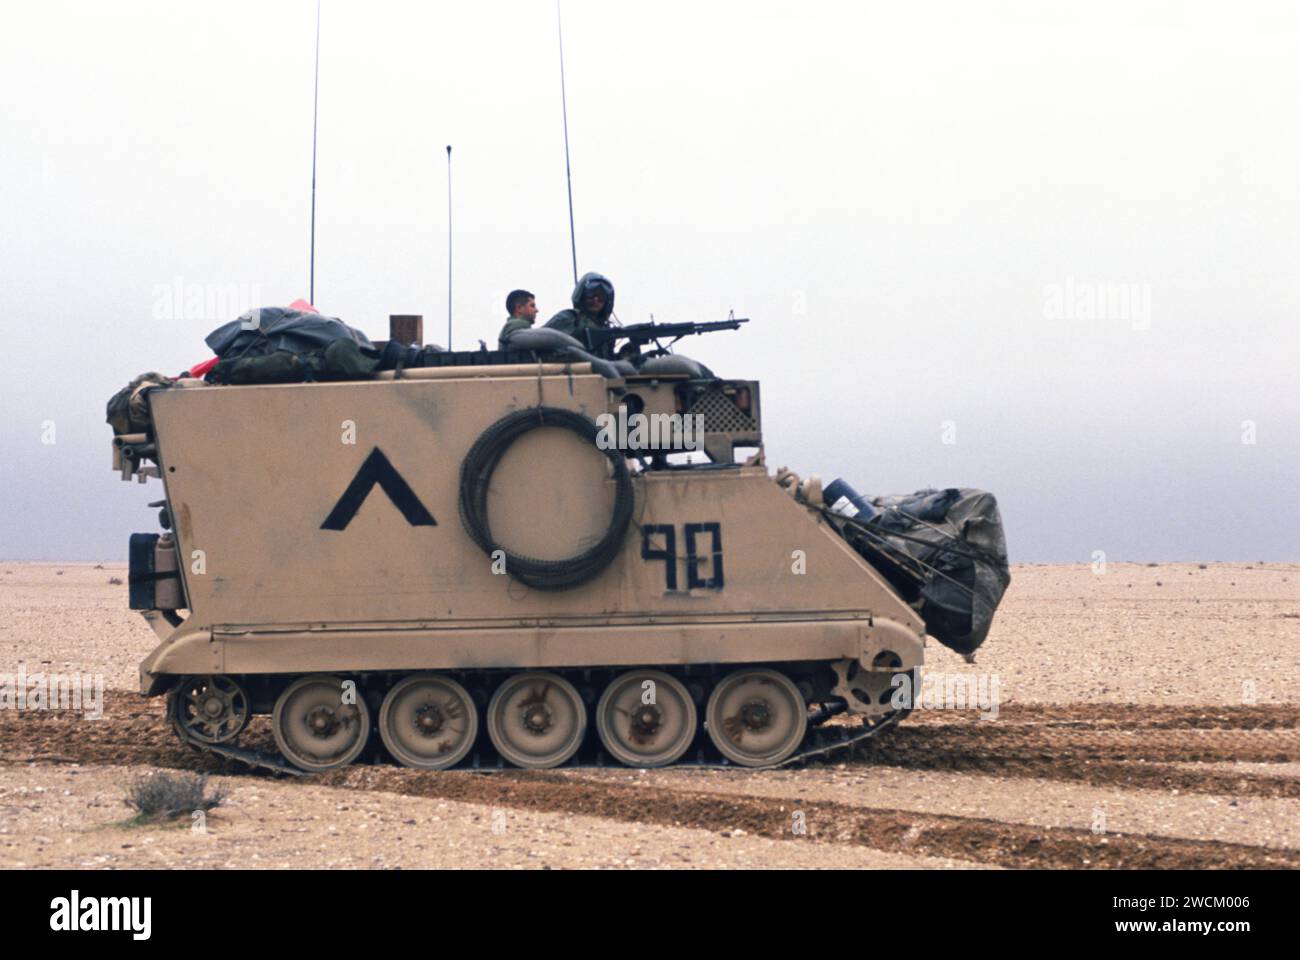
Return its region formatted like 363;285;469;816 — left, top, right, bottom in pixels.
272;674;371;773
486;672;586;769
705;668;807;767
379;674;478;770
595;670;696;768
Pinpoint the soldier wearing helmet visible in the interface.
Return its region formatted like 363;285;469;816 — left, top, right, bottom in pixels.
544;272;618;359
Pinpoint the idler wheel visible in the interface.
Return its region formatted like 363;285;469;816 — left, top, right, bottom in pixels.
169;675;250;745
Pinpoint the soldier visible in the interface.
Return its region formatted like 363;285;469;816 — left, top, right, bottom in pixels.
498;289;538;350
544;272;617;358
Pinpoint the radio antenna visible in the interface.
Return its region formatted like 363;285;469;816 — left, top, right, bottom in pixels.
446;144;453;350
557;0;578;284
309;0;321;304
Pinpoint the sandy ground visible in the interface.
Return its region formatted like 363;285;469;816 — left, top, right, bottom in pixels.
0;763;986;870
0;561;1296;869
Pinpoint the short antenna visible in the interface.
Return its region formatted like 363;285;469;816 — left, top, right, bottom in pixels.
309;0;321;304
446;144;453;350
557;0;578;284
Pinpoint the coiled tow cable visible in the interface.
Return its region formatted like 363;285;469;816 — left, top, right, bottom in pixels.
458;406;634;590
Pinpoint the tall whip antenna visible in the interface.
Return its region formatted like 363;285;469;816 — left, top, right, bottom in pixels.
446;144;453;350
309;0;321;304
557;0;578;284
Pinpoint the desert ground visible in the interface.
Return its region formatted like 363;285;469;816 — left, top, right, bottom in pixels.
0;561;1296;869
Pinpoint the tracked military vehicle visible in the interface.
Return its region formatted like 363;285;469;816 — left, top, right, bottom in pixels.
107;308;1008;773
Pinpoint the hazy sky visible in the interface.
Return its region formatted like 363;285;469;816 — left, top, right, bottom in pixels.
1;0;1297;562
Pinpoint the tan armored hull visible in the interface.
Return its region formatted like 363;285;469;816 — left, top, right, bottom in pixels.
115;366;925;771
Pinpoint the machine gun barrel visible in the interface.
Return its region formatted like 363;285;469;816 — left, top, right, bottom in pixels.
583;318;749;354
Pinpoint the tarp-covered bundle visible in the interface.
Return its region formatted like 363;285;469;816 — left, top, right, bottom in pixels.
204;308;382;384
834;488;1010;656
106;372;174;435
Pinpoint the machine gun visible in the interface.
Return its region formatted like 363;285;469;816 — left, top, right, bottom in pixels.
579;314;749;358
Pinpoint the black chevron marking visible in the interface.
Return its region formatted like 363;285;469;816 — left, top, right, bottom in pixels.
321;447;437;531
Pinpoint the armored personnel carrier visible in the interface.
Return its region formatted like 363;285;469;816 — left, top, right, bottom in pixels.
107;309;1008;773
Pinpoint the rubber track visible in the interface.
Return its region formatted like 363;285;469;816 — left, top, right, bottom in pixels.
184;711;906;777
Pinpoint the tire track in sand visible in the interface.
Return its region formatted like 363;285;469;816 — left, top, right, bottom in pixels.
313;766;1300;870
2;694;1297;811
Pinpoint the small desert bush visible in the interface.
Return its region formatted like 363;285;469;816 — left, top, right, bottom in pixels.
124;771;227;821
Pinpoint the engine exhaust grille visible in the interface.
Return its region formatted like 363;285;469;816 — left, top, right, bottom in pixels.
686;389;757;433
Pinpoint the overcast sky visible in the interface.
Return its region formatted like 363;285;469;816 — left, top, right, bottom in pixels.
1;0;1297;562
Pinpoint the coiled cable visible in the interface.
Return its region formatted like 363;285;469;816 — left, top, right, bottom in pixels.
459;407;634;590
